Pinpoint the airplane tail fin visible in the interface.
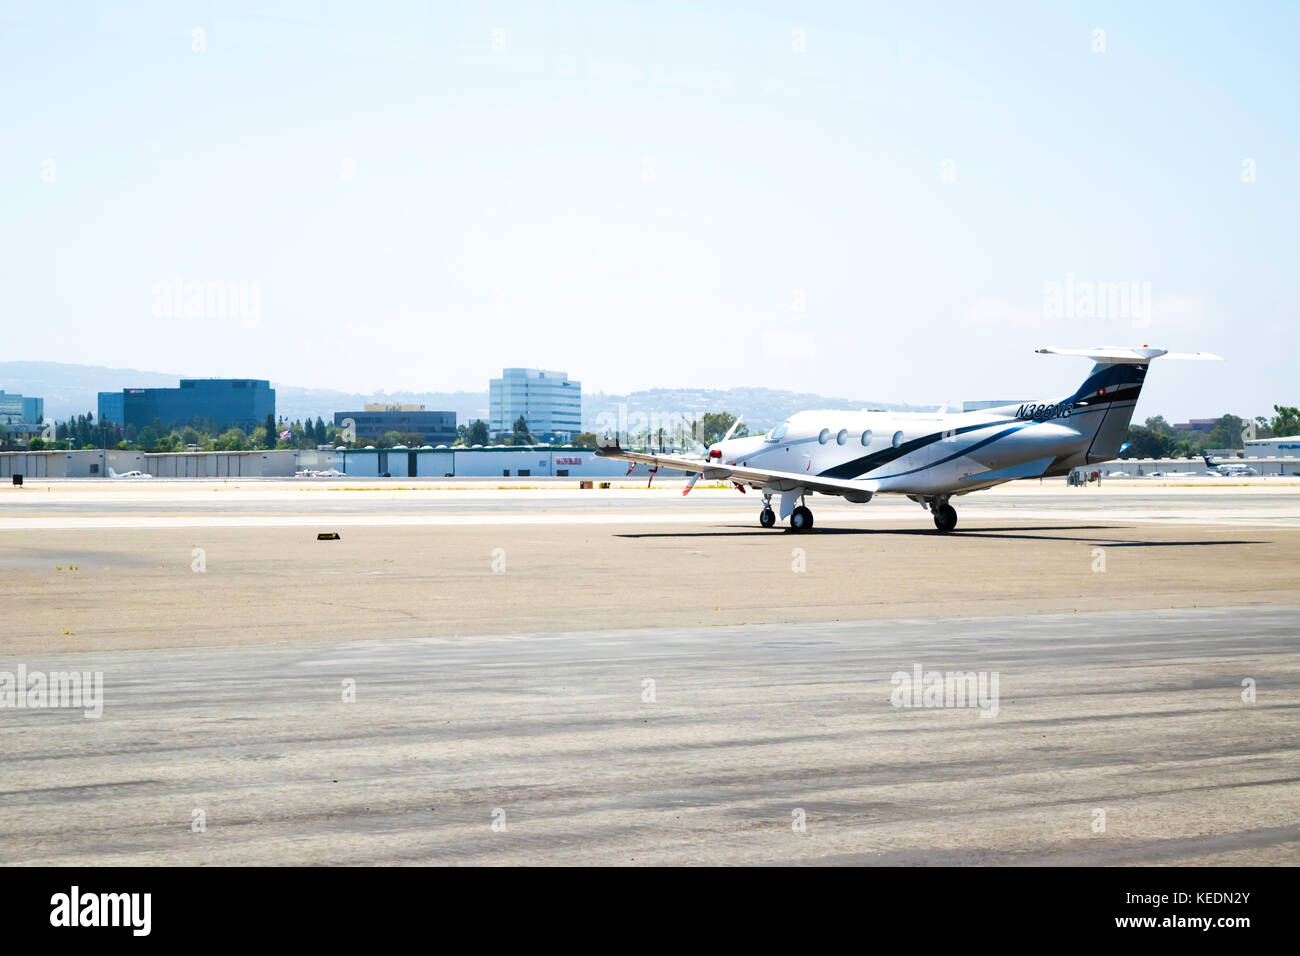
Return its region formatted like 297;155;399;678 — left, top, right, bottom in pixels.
108;467;118;478
1037;347;1223;463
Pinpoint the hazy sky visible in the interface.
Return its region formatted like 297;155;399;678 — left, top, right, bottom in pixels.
3;1;1297;420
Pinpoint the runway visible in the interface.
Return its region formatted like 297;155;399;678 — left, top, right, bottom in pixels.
1;481;1298;865
2;606;1297;865
4;478;1300;528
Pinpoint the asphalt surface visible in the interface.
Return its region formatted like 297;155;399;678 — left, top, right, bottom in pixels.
1;481;1297;865
2;605;1296;865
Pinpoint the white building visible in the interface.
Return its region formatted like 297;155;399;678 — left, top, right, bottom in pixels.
489;368;581;442
1244;435;1300;458
0;446;675;479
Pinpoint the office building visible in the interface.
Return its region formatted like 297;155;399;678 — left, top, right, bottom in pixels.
489;368;582;442
0;390;45;438
333;405;457;444
98;379;275;432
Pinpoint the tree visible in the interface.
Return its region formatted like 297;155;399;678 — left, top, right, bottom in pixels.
571;432;599;449
1269;405;1300;437
1205;414;1246;451
212;428;250;451
137;426;161;450
314;417;327;444
264;413;276;449
693;411;749;446
512;415;532;444
465;420;489;446
1120;424;1176;459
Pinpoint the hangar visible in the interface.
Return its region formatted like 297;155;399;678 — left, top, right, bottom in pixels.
0;446;677;479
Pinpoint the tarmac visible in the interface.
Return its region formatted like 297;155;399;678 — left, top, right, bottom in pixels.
1;479;1297;864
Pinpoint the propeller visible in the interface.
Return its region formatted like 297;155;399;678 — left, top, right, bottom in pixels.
678;414;744;495
680;416;708;452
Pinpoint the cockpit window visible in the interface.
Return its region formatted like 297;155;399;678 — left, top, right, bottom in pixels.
768;420;790;443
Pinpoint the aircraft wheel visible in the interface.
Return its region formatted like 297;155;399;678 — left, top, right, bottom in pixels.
790;505;814;531
933;503;958;533
759;508;776;528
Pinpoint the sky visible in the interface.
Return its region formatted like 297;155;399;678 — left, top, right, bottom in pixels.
2;0;1297;421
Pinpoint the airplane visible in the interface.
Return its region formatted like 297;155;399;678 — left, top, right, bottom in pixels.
596;346;1221;532
108;467;152;479
1202;455;1259;477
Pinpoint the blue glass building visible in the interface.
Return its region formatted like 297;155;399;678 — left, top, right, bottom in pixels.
0;390;45;438
98;379;275;432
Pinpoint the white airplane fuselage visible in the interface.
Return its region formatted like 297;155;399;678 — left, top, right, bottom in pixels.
712;405;1096;498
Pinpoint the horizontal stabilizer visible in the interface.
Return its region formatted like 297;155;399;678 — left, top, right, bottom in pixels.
1036;346;1223;364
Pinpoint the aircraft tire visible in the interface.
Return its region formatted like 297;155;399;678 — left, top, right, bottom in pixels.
933;503;958;532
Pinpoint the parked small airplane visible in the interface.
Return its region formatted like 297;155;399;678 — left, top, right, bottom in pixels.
597;346;1221;531
108;467;152;479
1202;455;1260;477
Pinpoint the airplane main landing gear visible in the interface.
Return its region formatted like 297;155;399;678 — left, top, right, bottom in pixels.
759;507;776;528
933;503;958;533
790;505;814;531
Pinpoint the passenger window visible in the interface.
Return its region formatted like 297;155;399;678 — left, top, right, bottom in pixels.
818;428;830;444
836;429;848;445
861;429;872;446
892;430;903;448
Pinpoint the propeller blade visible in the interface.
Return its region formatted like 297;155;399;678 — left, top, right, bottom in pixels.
682;473;701;496
722;414;744;442
681;416;707;450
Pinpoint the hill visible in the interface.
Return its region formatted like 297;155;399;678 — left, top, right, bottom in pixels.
1;361;934;433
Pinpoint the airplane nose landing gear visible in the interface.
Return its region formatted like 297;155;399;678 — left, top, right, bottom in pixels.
759;508;776;528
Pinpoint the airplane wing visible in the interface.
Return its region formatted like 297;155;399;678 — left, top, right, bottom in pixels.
595;438;874;497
